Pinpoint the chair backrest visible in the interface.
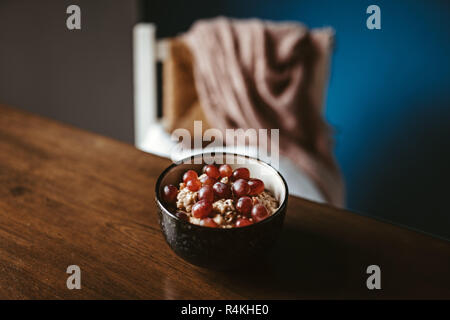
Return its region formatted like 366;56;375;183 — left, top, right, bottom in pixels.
131;22;327;204
132;23;168;149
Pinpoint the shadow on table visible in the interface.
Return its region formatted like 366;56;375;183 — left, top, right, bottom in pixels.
214;224;356;298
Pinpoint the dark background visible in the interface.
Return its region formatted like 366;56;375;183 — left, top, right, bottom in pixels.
0;0;449;239
0;0;137;143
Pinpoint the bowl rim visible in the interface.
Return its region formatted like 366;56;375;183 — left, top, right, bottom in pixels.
155;152;289;231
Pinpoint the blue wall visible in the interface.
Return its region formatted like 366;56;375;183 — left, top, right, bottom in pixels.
225;0;450;238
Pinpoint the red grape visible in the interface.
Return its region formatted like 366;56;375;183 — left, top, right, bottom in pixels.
236;218;253;227
232;179;250;197
251;204;269;222
192;199;213;218
200;175;216;186
175;211;189;221
162;185;178;204
199;217;218;228
231;167;250;181
219;164;232;177
186;179;202;191
236;196;253;216
198;185;214;203
248;179;265;195
183;170;198;183
213;182;232;199
203;164;220;179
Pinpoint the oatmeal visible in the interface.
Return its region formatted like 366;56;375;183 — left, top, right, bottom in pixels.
176;183;197;213
253;191;279;214
212;198;235;214
161;164;279;228
220;176;229;184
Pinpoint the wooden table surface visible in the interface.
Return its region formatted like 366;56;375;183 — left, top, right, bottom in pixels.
0;104;449;299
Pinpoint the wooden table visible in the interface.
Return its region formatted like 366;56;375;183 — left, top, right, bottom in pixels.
0;104;449;299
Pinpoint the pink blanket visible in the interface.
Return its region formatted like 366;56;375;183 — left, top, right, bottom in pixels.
182;17;344;206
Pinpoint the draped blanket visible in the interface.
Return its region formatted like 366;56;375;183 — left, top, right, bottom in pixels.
181;17;344;206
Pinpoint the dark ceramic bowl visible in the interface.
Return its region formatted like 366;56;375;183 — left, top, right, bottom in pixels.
155;153;288;269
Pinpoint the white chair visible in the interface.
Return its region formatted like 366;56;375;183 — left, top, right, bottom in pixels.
132;23;326;204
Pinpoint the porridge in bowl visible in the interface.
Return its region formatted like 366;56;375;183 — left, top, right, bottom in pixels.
162;164;279;228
